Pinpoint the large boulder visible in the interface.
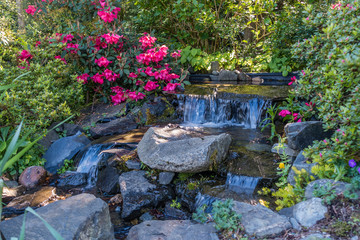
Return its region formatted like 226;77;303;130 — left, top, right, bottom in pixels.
127;220;219;240
285;121;333;151
304;179;352;199
119;171;173;219
43;131;91;174
89;115;137;139
232;201;292;237
0;193;114;240
57;172;88;188
137;127;231;173
293;198;328;227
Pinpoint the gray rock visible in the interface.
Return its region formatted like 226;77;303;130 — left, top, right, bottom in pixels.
209;75;219;81
140;97;172;124
139;212;154;222
211;71;219;76
159;172;175;185
218;70;238;81
252;76;264;84
301;233;333;240
285;121;333;151
238;72;252;81
43;131;90;174
89;115;137;139
271;143;298;157
97;163;120;194
57;172;87;188
278;206;294;218
164;202;191;220
210;61;220;72
245;143;271;152
127;220;219;240
288;151;317;186
290;217;302;231
293;198;327;227
137;127;231;173
126;160;141;170
0;193;114;240
305;179;351;199
232;201;291;237
119;171;173;219
38;129;60;150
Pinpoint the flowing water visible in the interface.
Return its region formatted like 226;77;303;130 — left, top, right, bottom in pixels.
76;144;115;188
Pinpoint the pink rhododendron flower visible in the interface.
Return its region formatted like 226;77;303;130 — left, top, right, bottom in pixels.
54;55;67;64
139;33;157;50
171;50;181;58
102;33;121;44
111;92;127;105
97;10;116;23
35;41;41;47
62;34;74;43
136;80;144;85
103;69;118;81
144;67;153;76
293;113;301;122
278;110;291;117
77;73;90;84
128;91;145;101
163;83;180;92
129;72;138;78
305;102;315;108
91;73;104;84
95;57;112;67
18;50;33;61
144;81;159;91
288;76;296;85
25;5;37;15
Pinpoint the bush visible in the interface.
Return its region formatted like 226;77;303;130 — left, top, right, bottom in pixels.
283;0;360;181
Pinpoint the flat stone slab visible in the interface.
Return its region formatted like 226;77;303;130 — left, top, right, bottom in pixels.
127;220;219;240
0;193;114;240
137;127;231;173
232;201;291;237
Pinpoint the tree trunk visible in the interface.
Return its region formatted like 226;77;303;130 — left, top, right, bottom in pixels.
16;0;25;31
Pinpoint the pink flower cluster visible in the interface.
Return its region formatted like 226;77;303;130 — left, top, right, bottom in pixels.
25;5;37;15
171;50;181;59
136;46;168;65
144;81;159;91
54;55;67;64
288;76;296;86
18;50;33;69
278;110;301;122
139;33;157;50
95;57;112;67
331;3;354;10
102;33;122;44
87;69;119;85
97;7;121;23
77;73;90;84
163;82;180;92
111;87;145;105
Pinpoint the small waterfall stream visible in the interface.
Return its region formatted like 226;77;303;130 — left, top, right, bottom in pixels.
76;144;114;188
225;173;261;194
177;94;271;128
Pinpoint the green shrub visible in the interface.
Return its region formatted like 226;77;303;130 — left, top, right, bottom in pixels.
0;42;84;132
283;0;360;181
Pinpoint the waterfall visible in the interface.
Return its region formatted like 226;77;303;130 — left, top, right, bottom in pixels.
225;173;261;194
177;94;270;128
76;144;114;188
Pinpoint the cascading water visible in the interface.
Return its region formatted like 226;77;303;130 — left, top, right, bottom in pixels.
177;93;271;128
225;173;261;194
76;144;114;188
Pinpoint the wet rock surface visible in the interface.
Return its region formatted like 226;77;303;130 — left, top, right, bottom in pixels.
119;171;174;219
57;172;87;188
137;127;231;173
90;115;138;139
127;220;219;240
43;131;91;174
0;193;114;240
